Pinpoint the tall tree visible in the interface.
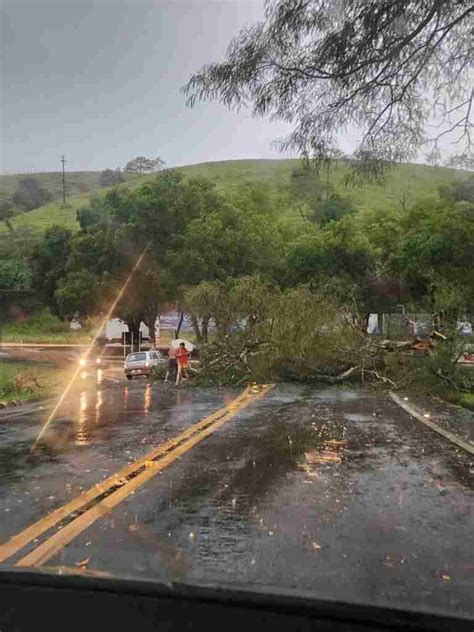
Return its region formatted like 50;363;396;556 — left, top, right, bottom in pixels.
0;200;15;222
0;258;33;327
390;199;474;313
184;0;473;174
310;194;357;227
439;175;474;204
124;156;165;175
99;168;124;187
171;184;286;285
54;270;105;324
30;226;72;316
287;217;375;288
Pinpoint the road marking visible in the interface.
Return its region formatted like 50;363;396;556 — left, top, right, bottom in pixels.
16;384;273;567
0;387;251;563
389;392;474;455
0;385;273;565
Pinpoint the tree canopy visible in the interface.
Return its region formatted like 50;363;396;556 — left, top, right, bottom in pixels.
124;156;165;175
13;177;52;212
33;171;287;341
99;168;124;187
30;226;72;314
389;198;474;313
184;0;473;173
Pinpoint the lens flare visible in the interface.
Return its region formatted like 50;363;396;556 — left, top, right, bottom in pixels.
30;247;148;453
143;384;151;415
95;390;103;424
76;391;88;446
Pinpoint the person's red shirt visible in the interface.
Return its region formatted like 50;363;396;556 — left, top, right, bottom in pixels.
176;347;189;367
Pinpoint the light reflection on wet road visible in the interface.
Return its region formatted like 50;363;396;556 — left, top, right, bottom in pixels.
0;376;473;618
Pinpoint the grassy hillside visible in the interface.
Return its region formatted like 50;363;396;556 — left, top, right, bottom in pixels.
0;159;469;234
0;170;141;200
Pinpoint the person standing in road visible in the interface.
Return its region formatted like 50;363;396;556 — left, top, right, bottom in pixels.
164;346;178;383
176;342;189;384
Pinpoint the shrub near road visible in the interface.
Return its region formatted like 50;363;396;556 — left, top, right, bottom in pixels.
1;311;93;344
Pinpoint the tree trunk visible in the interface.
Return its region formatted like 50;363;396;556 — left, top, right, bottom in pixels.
175;311;184;339
202;316;210;342
144;303;159;348
126;317;142;351
191;314;202;342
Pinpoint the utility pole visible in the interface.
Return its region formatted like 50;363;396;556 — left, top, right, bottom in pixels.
60;154;67;207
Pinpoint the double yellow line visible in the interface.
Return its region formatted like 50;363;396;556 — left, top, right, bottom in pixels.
0;384;273;568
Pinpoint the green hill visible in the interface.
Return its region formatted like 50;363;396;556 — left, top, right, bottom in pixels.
0;170;141;200
0;159;469;234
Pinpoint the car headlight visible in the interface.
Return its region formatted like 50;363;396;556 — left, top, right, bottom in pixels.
79;358;87;367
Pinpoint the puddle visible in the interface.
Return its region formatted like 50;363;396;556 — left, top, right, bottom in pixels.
344;413;374;423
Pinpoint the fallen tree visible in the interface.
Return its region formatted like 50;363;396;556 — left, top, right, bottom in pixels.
185;278;473;393
185;278;394;386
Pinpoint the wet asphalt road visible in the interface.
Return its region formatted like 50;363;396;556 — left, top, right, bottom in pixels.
0;369;473;619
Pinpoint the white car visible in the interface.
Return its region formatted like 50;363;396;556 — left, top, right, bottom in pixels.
124;350;166;379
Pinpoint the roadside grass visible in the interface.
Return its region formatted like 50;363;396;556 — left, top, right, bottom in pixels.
0;360;64;405
433;385;474;412
2;311;96;343
1;159;469;235
459;392;474;411
2;314;197;346
2;309;200;347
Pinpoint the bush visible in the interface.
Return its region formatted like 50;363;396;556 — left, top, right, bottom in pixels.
2;309;94;342
99;169;124;188
12;178;52;212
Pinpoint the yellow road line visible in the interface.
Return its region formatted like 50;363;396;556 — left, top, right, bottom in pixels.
0;388;253;563
16;384;274;567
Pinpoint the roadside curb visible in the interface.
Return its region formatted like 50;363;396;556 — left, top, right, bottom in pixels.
389;391;474;455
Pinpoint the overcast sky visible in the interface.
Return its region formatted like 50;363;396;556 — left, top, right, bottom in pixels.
2;0;458;175
1;0;305;173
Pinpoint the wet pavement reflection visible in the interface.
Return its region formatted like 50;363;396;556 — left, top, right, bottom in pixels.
0;379;473;617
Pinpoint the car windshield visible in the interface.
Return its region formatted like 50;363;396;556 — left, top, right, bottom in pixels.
127;353;147;362
1;0;473;623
